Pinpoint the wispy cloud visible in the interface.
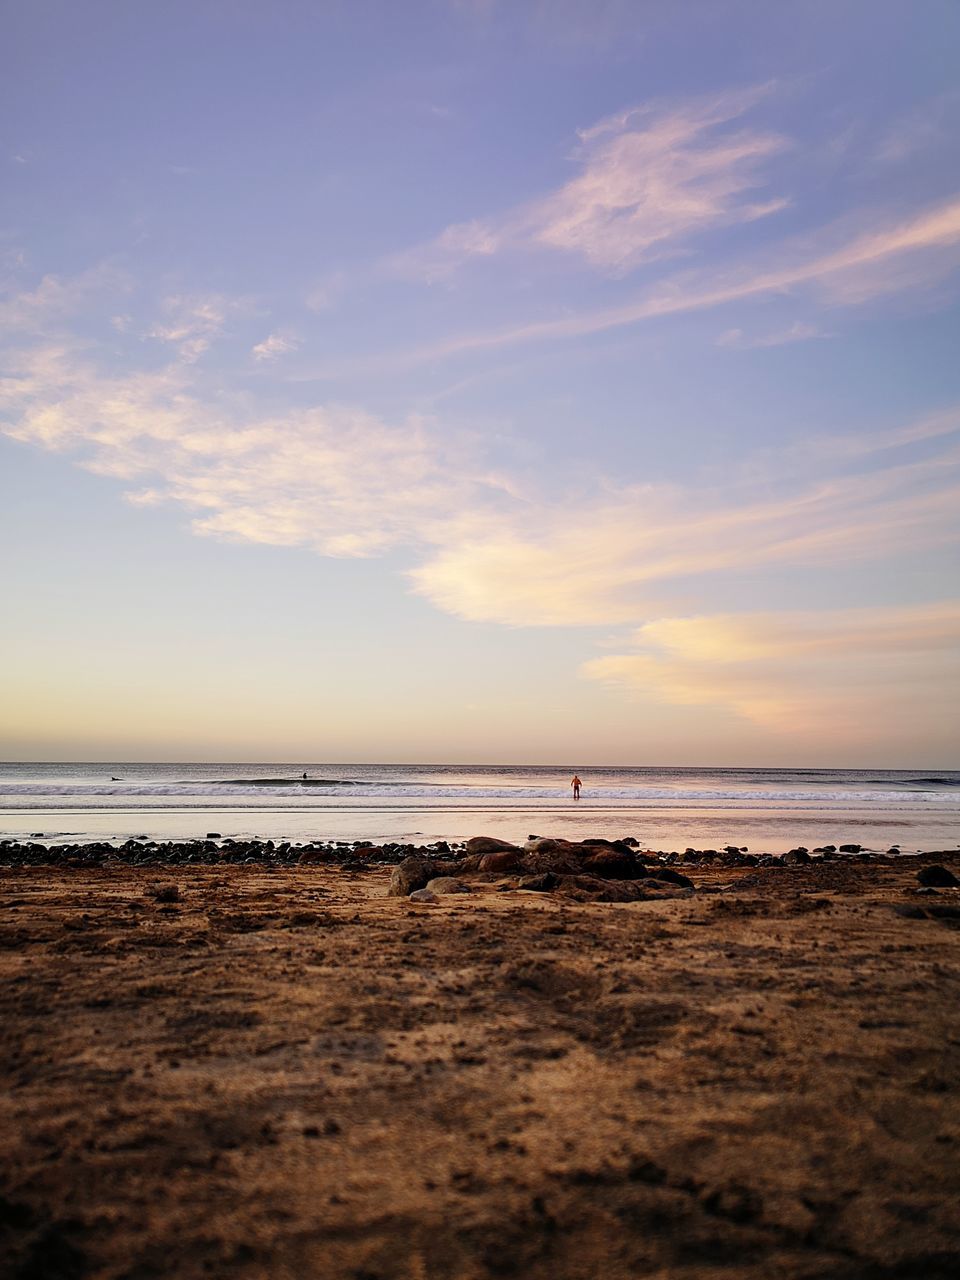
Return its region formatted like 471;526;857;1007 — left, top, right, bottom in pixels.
3;339;958;621
716;320;828;349
409;440;960;626
872;91;960;167
0;344;500;557
389;85;787;281
146;295;229;363
0;263;131;334
370;194;960;369
582;603;960;736
251;331;300;362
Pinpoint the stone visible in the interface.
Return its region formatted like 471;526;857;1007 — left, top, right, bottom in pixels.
426;877;471;894
153;885;180;903
465;836;522;857
782;848;812;865
639;880;694;898
206;832;221;839
388;857;437;897
581;848;638;880
839;844;862;853
517;873;558;892
478;850;523;874
520;839;584;875
554;875;645;903
297;848;329;864
408;889;439;904
644;866;695;889
525;836;570;853
918;865;959;888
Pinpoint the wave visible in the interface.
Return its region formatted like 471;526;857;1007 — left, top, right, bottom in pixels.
211;777;363;787
1;782;958;806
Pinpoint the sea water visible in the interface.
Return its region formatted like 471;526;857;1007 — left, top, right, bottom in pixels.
0;762;958;854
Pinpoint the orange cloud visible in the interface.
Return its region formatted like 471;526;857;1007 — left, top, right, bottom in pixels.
582;604;960;735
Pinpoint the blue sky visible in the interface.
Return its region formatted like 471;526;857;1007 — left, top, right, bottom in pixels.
1;0;959;763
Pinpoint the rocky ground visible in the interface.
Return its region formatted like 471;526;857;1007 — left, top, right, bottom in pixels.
1;843;959;1279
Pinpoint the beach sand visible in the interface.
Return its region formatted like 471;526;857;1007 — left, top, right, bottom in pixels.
2;855;959;1279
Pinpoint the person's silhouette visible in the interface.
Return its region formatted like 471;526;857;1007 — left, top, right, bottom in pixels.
571;774;582;800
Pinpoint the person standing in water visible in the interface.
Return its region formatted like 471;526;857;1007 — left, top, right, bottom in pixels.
571;774;582;800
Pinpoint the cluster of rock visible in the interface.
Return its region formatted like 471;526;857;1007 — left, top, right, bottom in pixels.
386;835;697;903
0;836;440;868
0;833;922;877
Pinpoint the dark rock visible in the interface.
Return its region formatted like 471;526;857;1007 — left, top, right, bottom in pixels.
478;850;523;874
520;843;583;876
554;875;647;903
426;876;471;894
517;873;558;892
839;843;862;853
581;848;638;880
644;866;695;889
783;848;812;865
298;848;329;865
388;857;438;897
153;885;180;903
206;832;221;839
918;865;959;888
465;836;522;857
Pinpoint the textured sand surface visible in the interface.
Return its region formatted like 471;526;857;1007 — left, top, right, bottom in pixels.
2;858;959;1279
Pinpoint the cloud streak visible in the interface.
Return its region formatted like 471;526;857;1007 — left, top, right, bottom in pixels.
303;193;960;379
252;331;300;361
388;86;787;281
0;344;501;557
146;295;230;363
715;320;827;349
3;341;958;628
582;604;960;736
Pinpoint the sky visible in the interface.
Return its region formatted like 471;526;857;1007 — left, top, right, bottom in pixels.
1;0;959;766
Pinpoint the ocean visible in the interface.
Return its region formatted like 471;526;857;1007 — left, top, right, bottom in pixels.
0;762;958;853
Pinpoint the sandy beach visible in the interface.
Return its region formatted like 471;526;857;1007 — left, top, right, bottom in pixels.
2;844;959;1279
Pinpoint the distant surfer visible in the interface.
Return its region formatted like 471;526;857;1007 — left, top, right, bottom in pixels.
302;771;308;780
111;776;121;781
571;774;582;800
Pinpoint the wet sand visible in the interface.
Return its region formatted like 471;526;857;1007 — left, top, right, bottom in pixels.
2;855;959;1279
